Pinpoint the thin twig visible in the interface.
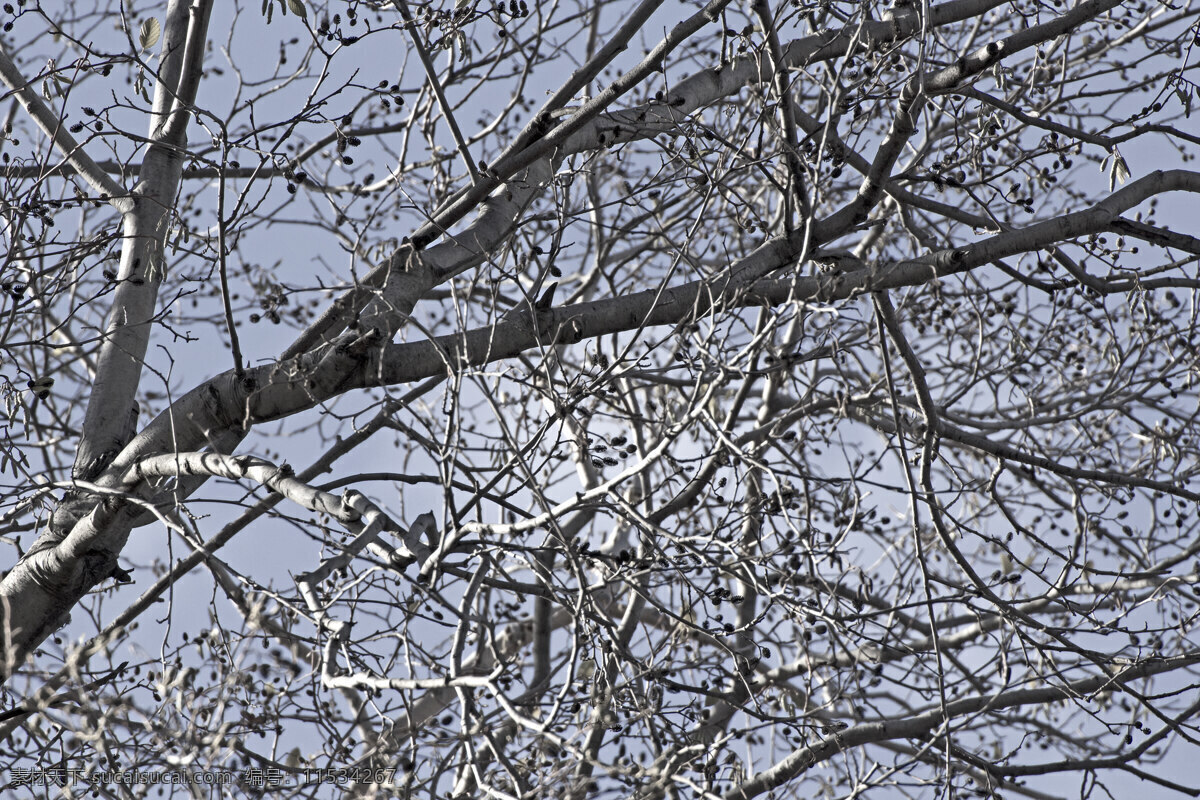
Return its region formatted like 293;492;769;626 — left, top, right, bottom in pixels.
391;0;480;185
216;140;244;378
0;45;129;208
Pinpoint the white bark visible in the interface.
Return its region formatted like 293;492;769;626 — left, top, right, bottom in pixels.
0;19;1194;800
4;159;1196;680
71;0;214;484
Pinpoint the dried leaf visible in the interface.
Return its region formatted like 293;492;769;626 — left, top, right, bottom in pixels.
286;0;308;20
1105;147;1130;192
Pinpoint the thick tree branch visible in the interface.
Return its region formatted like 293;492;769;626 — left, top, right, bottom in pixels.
68;0;214;490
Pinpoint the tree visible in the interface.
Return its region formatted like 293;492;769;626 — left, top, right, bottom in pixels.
0;0;1199;796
